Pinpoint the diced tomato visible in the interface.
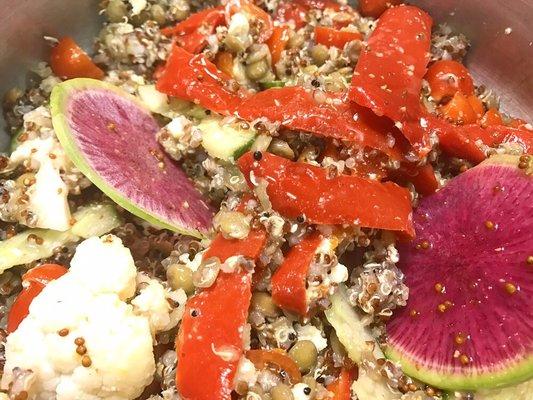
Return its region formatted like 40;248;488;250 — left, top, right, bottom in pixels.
156;45;246;115
238;87;403;160
314;26;362;49
274;2;307;30
204;229;267;262
161;7;226;53
50;37;104;80
238;152;415;236
225;0;273;43
327;368;357;399
358;0;402;18
7;264;68;333
176;271;252;400
425;60;475;103
271;232;322;315
215;51;234;77
267;25;290;65
349;6;433;156
247;349;302;384
389;163;439;196
439;92;479;125
480;108;504;128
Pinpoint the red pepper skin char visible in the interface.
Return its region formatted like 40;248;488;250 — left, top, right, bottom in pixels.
238;152;415;237
349;6;433;156
271;232;323;315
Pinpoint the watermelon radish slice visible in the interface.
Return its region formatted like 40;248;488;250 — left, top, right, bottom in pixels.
51;78;214;238
386;154;533;390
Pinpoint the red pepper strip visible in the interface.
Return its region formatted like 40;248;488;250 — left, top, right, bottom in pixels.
237;87;404;160
161;7;226;53
271;232;323;315
358;0;402;18
247;349;302;384
156;45;246;115
327;368;357;399
225;0;273;43
238;152;415;236
176;271;252;400
50;37;104;80
267;25;290;65
7;264;68;333
274;2;307;30
461;124;533;154
349;6;433;156
204;229;268;263
389;163;439;196
315;26;362;49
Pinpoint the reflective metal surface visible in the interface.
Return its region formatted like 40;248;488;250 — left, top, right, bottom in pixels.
0;0;531;150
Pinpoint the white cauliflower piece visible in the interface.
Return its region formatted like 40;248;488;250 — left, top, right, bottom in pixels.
131;280;172;334
2;235;155;400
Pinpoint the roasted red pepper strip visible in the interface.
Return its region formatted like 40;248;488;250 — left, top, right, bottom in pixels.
390;163;439;196
461;124;533;154
267;25;290;65
238;87;403;160
156;45;246;115
238;152;415;236
50;37;104;80
274;2;307;30
327;368;357;399
425;60;475;103
271;232;323;315
349;6;433;156
161;7;226;54
7;264;68;333
247;349;302;384
358;0;402;18
176;271;252;400
204;229;267;262
225;0;273;43
315;26;362;49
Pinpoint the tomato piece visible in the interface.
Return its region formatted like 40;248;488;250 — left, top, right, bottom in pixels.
271;232;323;315
358;0;402;18
225;0;273;43
327;368;357;399
314;26;362;49
238;87;403;160
425;60;475;103
176;271;252;400
439;92;479;125
238;152;415;236
215;51;234;78
267;25;290;65
7;264;68;333
247;349;302;384
349;6;433;156
50;37;104;80
204;229;268;263
480;108;504;128
156;45;246;115
274;2;307;30
389;163;439;196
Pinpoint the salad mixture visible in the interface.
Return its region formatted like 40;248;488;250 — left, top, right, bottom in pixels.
0;0;531;400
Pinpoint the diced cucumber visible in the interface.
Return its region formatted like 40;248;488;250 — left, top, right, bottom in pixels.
325;284;384;363
199;117;257;161
260;80;286;89
0;229;76;273
71;203;123;238
0;202;122;272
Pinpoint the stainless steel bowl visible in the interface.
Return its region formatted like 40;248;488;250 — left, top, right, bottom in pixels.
0;0;531;150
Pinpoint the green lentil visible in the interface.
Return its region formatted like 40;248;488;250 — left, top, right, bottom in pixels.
167;264;195;294
289;340;318;373
246;60;269;81
106;0;127;23
271;384;294;400
251;292;280;318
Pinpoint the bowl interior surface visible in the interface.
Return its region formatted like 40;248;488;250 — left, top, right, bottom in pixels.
0;0;531;150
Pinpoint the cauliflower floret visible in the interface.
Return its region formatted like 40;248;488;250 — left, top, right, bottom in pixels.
1;235;155;400
131;280;172;334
